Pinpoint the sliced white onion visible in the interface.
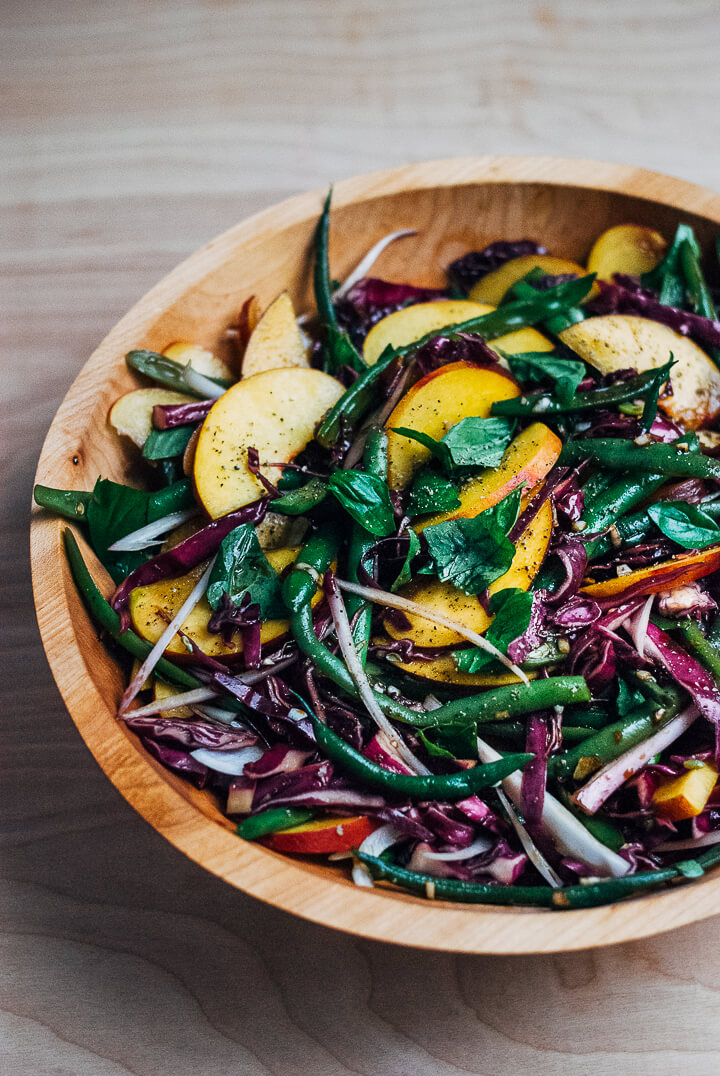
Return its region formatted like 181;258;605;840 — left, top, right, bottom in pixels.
183;362;225;399
192;704;246;725
496;788;562;888
118;558;215;715
336;578;529;684
655;832;720;852
477;735;630;877
190;744;264;775
630;593;655;659
421;836;493;862
352;823;405;888
573;706;699;815
334;230;418;298
125;687;218;717
326;579;430;775
108;509;197;552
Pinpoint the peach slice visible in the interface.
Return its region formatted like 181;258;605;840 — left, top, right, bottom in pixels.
109;388;195;448
586;224;667;282
129;546;312;660
488;326;554;357
261;815;377;854
363;300;495;366
385;361;521;490
469;255;588;306
193;367;344;518
390;652;539;688
385;499;553;648
163;340;234;382
580;546;720;602
241;291;311;378
559;315;720;430
415;422;562;532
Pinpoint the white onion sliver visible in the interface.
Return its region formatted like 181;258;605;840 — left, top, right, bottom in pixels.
422;836;493;862
352;863;375;888
496;788;562;888
477;735;630;878
336;578;529;684
352;823;405;888
190;745;264;775
118;558;215;715
125;687;218;717
108;508;197;552
334;230;418;298
183;362;225;399
655;832;720;853
630;593;655;659
326;580;430;775
192;704;246;726
574;706;700;815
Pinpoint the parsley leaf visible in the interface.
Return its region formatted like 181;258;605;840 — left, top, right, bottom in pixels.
327;470;396;537
206;523;285;618
420;487;521;593
647;500;720;549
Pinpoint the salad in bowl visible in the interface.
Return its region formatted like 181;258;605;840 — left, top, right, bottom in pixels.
34;191;720;911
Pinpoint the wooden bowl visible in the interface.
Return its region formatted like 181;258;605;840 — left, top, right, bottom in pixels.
31;157;720;953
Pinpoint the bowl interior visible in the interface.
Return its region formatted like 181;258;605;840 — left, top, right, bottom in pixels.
31;158;720;952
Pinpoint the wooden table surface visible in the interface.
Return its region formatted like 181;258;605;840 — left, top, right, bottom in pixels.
5;2;720;1072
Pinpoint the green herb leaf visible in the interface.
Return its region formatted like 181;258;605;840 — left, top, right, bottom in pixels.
391;427;452;470
391;528;421;592
647;500;720;549
327;470;396;537
206;523;285;617
85;478;194;583
504;351;586;404
420;487;521;593
407;470;462;516
417;723;476;760
441;417;514;467
142;425;195;460
454;588;533;673
643;222;697;307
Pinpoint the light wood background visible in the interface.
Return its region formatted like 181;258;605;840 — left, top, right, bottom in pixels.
5;2;720;1073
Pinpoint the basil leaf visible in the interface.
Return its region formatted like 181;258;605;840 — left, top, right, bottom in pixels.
206;523;285;618
616;677;646;719
454;587;533;673
647;500;720;549
407;470;461;516
86;478;194;583
441;416;514;468
643;223;697;307
417;723;476;760
504;351;586;404
420;487;521;593
327;470;396;537
391;528;420;592
142;425;195;460
391;427;452;470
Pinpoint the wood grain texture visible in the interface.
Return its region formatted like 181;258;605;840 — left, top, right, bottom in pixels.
6;1;720;1072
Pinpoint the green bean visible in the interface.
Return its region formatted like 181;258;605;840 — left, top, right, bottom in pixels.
491;365;672;418
426;676;591;729
549;694;683;781
560;438;720;482
557;790;625;851
271;477;328;515
313;188;365;374
346;427;387;660
481;723;598;745
316;345;398;447
282;524;341;612
63;529;203;691
551;860;703;909
672;618;720;681
237;807;316;840
313;716;532;800
681;238;717;319
34;485;91;521
126;349;232;396
354;850;555;906
381;276;596;364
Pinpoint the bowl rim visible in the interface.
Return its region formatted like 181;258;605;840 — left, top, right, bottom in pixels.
31;155;720;954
